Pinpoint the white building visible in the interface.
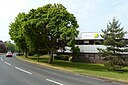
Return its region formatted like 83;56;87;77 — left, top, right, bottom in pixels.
58;32;128;63
58;32;128;54
76;32;128;54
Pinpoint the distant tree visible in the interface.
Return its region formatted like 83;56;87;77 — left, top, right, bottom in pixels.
4;41;18;52
98;18;128;70
0;40;6;53
9;13;28;58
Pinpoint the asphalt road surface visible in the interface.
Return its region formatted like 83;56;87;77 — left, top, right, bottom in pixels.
0;54;127;85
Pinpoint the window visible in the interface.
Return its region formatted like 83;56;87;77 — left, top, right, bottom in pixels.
89;40;94;45
76;39;104;45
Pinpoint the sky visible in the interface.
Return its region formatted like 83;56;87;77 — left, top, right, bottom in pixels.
0;0;128;41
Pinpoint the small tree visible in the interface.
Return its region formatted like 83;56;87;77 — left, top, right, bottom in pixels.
4;41;18;52
71;46;80;62
0;40;6;53
98;18;128;70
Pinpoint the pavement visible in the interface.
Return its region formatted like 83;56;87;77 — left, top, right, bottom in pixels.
0;54;127;85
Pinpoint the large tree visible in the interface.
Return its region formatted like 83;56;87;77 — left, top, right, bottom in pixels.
23;9;49;61
45;4;79;63
4;41;18;52
23;4;79;63
9;13;28;58
98;18;128;70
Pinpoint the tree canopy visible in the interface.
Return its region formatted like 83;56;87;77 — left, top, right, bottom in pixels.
9;3;79;63
9;12;28;57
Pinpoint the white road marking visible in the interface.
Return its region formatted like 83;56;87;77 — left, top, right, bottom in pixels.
4;61;11;66
15;67;32;75
46;79;64;85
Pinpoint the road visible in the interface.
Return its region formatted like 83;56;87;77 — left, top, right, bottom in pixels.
0;54;127;85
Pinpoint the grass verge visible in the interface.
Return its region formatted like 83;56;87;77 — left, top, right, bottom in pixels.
17;55;128;83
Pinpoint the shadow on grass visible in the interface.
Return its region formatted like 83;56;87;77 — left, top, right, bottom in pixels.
29;57;48;63
115;69;128;73
52;61;107;71
28;56;128;73
29;56;106;72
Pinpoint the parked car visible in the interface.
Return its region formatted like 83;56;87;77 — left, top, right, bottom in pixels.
6;51;13;57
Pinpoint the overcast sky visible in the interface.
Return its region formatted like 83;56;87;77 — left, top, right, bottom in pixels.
0;0;128;41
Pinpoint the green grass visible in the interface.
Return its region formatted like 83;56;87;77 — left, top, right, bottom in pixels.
17;55;128;83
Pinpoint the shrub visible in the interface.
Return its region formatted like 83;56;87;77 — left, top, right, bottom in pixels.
71;46;80;58
54;55;71;61
104;56;128;71
54;55;61;60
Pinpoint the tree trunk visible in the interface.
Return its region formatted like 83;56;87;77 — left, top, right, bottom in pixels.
37;49;39;62
25;46;28;58
48;49;53;64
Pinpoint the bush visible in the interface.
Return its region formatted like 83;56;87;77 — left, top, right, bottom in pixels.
54;55;61;60
28;51;36;56
71;46;80;58
104;56;128;71
104;61;120;71
54;55;71;61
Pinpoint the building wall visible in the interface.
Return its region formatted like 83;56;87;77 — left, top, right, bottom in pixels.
73;32;128;63
58;32;128;63
72;53;128;63
76;32;128;54
76;45;106;53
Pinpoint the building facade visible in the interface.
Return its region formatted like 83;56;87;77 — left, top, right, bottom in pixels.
73;32;128;63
